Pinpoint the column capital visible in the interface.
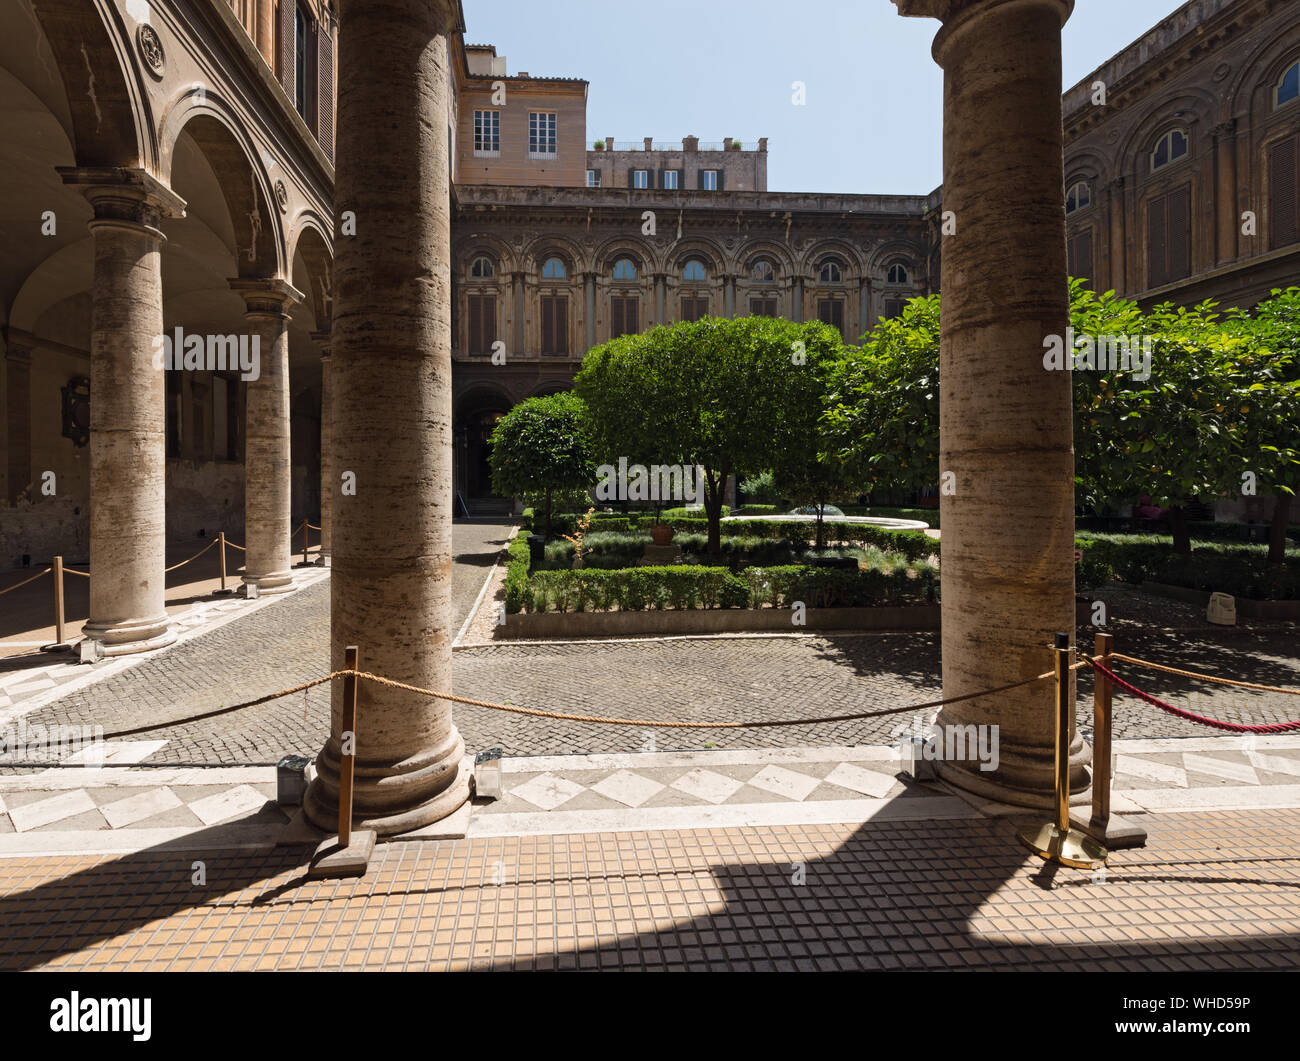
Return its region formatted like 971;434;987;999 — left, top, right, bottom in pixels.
3;330;36;363
896;0;1073;66
58;167;186;233
229;277;304;316
1212;118;1238;139
311;328;333;357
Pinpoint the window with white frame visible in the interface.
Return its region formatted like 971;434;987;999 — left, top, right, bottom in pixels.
529;112;557;158
1066;180;1091;214
886;262;909;285
1278;61;1300;108
702;170;718;191
632;170;649;189
474;110;500;156
587;169;602;187
663;170;679;190
1150;128;1188;171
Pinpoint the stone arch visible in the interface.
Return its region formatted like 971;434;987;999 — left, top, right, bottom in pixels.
289;213;334;326
801;238;865;281
667;237;727;277
737;240;796;280
454;381;516;502
28;0;151;168
1226;32;1300;120
866;239;926;280
1117;88;1218;183
159;89;285;278
451;233;517;277
592;236;654;276
524;234;586;277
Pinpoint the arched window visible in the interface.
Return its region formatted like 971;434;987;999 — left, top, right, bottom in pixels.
750;259;776;282
1065;180;1091;215
683;259;708;282
1278;61;1300;108
817;258;844;283
886;262;910;285
1150;128;1188;171
612;257;637;281
470;256;494;278
542;257;567;280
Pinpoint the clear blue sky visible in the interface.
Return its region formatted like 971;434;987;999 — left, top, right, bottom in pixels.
464;0;1189;194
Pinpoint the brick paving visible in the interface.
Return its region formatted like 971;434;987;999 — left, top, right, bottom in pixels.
1;806;1296;971
2;520;1297;766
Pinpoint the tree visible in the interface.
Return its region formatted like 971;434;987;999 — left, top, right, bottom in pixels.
824;294;941;502
574;317;845;552
1229;287;1300;564
488;392;595;539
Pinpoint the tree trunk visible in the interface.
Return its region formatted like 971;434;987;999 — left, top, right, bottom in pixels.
544;486;553;540
1269;492;1293;565
1167;505;1192;554
815;500;826;550
703;467;724;553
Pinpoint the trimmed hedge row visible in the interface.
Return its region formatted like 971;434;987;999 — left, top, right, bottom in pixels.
1075;533;1300;599
504;535;531;613
522;560;939;613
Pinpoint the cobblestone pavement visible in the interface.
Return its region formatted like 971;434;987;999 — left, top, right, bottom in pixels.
1;806;1297;971
4;524;1297;766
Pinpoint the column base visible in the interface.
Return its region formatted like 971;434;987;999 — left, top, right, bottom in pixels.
81;614;177;657
302;727;471;838
241;570;295;596
934;753;1091;811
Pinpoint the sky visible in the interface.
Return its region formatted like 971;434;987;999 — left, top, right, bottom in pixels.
464;0;1192;195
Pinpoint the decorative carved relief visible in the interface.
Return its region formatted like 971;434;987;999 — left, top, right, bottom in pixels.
137;25;166;79
274;180;288;212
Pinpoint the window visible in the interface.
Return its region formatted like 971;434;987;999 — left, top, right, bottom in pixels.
470;256;494;279
1278;61;1300;108
886;262;909;285
663;170;679;190
682;260;707;282
818;258;844;284
1068;230;1094;288
474;110;500;155
1270;133;1299;250
1147;184;1191;288
817;299;845;338
681;297;709;322
541;295;568;355
749;298;777;318
294;4;309;119
542;257;567;280
631;169;649;189
751;259;776;282
611;296;639;338
612;258;637;281
883;299;904;320
467;295;497;355
586;169;601;188
701;170;719;191
1150;128;1188;171
1066;180;1091;215
529;112;557;158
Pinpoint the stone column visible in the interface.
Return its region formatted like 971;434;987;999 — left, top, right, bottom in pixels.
58;168;185;656
229;278;302;596
5;340;34;504
1107;177;1126;294
313;329;332;565
304;0;471;837
654;272;666;324
858;280;871;336
255;0;275;67
791;276;804;323
511;271;525;355
583;272;596;348
895;0;1083;807
1214;120;1238;265
723;274;735;317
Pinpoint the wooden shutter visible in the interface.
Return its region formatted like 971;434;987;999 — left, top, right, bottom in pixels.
316;13;334;161
468;294;483;355
555;296;568;354
1167;185;1191;283
717;169;725;191
682;297;708;322
628;169;636;188
1068;229;1094;288
818;299;844;337
697;169;705;190
1147;194;1168;289
884;299;904;320
1270;134;1299;250
278;0;295;101
749;297;776;318
612;296;638;337
541;297;555;355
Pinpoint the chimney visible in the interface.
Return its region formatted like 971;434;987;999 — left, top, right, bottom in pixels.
644;137;654;151
758;137;768;152
683;135;699;153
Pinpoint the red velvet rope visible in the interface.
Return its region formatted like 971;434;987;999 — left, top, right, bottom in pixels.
1088;658;1300;734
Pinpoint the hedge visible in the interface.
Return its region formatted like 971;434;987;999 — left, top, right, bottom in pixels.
1074;533;1300;599
504;535;531;613
522;559;939;613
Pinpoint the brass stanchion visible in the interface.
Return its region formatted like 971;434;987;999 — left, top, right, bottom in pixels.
1016;632;1107;868
302;520;309;567
40;555;73;652
308;645;375;878
214;532;234;595
1090;631;1113;835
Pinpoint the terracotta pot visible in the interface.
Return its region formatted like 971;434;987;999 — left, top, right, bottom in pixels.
650;524;675;546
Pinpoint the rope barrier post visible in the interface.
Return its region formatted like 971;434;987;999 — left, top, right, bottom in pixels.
1091;632;1113;834
40;556;73;653
302;521;309;567
308;645;375;879
214;532;233;596
1016;632;1107;869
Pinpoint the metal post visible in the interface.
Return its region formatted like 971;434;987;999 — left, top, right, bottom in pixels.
53;555;65;647
215;532;232;595
338;644;359;849
303;520;309;567
1091;631;1114;833
1016;632;1107;868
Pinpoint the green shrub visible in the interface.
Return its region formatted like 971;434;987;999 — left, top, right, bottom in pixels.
735;504;780;515
1073;533;1300;599
504;535;531;613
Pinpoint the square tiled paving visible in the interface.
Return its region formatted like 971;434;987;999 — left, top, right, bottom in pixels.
1;807;1296;971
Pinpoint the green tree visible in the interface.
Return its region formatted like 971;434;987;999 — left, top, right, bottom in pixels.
488;392;595;539
574;316;845;552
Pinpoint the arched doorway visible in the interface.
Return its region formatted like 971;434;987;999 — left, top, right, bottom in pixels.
454;388;513;515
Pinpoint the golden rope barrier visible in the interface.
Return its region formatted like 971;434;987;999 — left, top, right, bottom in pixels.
61;567;90;578
94;665;1055;741
225;540;246;552
164;538;218;573
0;567;51;595
1110;652;1300;696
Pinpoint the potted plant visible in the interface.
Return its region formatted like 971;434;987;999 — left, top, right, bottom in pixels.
649;503;675;546
562;507;595;568
593;140;605;151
